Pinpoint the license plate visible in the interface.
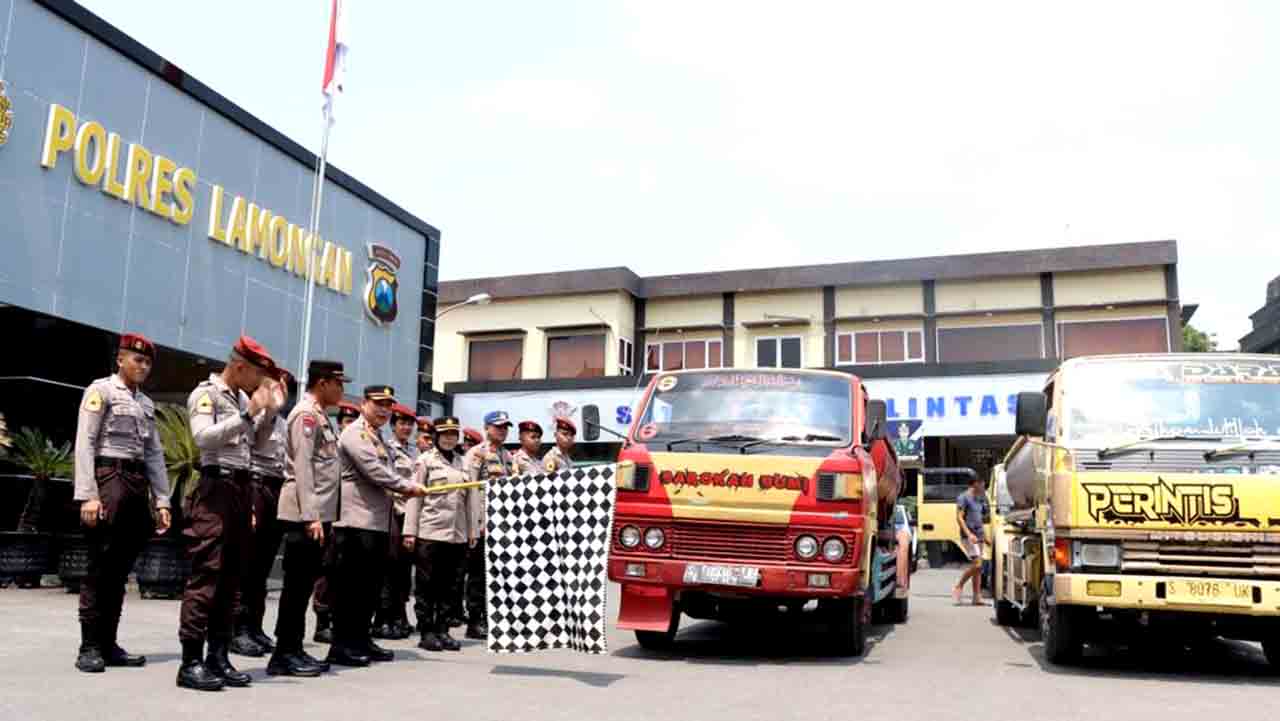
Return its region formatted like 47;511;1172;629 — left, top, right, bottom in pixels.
1165;580;1254;607
683;563;760;588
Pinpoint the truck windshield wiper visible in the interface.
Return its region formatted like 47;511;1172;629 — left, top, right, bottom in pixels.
778;433;844;443
664;438;703;451
1097;434;1220;459
665;435;766;452
1205;439;1280;461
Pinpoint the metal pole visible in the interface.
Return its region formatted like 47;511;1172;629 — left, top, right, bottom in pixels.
297;105;333;389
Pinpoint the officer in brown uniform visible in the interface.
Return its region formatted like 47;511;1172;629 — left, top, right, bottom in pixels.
231;366;293;658
266;360;349;678
511;420;543;474
72;333;171;673
542;417;578;472
372;403;418;640
178;335;282;692
461;411;516;640
312;402;361;643
416;417;434;454
327;386;427;667
462;427;482;453
403;417;474;652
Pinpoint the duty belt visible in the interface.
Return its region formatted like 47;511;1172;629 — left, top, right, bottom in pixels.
249;471;285;486
201;465;252;482
95;457;144;473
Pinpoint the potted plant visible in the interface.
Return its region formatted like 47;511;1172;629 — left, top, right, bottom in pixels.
1;426;71;588
134;404;197;599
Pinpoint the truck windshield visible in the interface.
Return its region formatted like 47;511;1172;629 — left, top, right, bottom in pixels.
921;471;977;502
1065;358;1280;444
636;371;853;447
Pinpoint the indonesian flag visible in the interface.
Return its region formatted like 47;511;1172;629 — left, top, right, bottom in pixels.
321;0;347;121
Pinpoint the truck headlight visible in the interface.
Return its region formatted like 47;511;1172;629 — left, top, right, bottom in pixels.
619;525;641;548
821;537;847;562
1075;542;1120;568
795;535;819;559
644;527;666;549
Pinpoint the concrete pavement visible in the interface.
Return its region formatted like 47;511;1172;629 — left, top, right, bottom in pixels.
1;568;1275;721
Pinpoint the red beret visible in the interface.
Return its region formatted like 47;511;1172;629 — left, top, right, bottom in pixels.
416;416;434;432
554;417;577;435
391;403;416;420
119;333;155;359
233;335;274;370
518;420;543;435
463;427;483;444
336;401;361;419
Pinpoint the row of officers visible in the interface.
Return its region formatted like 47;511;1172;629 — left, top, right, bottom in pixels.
72;332;579;691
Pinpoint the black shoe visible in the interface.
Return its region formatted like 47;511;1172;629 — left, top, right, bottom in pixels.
326;645;371;667
176;660;225;691
298;649;330;673
103;645;146;667
397;620;415;636
417;633;444;652
363;640;394;662
313;622;333;644
438;630;462;652
248;628;275;652
446;616;466;628
229;632;265;658
465;623;487;641
370;623;398;640
266;652;323;678
75;646;106;673
206;643;253;687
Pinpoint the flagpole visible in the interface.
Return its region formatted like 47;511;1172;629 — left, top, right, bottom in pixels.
297;104;333;390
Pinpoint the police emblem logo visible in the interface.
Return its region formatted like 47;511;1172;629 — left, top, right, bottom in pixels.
0;80;12;147
195;393;214;415
84;389;104;413
363;243;401;326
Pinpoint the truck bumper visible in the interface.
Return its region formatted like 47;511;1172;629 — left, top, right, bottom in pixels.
1055;572;1280;617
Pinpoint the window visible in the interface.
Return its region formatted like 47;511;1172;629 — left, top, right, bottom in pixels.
1058;318;1169;359
618;337;634;375
936;324;1043;363
756;336;802;368
645;339;724;372
547;334;606;379
836;330;924;365
468;338;523;381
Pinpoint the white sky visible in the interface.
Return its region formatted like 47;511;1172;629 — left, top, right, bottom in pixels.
79;0;1280;347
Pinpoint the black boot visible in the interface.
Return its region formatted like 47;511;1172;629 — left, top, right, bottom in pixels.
76;623;105;673
297;648;331;673
437;624;462;652
417;629;444;652
325;644;371;667
313;613;333;644
465;620;487;641
370;621;398;640
99;617;146;666
248;626;275;652
229;625;265;657
176;640;224;691
206;639;253;687
266;650;323;678
362;639;394;662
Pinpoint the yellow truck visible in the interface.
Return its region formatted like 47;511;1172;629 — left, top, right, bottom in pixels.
913;466;988;569
991;353;1280;666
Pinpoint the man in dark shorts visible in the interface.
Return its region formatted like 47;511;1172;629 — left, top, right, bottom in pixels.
953;475;989;605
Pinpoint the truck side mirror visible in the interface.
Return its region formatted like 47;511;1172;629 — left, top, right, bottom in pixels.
582;405;601;442
1014;392;1048;437
865;400;888;441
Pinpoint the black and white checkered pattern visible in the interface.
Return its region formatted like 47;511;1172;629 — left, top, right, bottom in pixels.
485;465;617;654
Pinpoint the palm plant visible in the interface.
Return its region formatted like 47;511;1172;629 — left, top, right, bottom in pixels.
156;404;199;518
11;428;73;532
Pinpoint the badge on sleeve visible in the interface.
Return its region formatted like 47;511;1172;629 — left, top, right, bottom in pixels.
544;456;557;472
302;415;317;437
83;390;103;413
195;393;214;415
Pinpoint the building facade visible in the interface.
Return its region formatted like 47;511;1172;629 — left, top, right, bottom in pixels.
0;0;443;440
1241;275;1280;355
437;240;1184;473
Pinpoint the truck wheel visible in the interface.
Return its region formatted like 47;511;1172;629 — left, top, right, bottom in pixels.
995;600;1020;627
1039;586;1082;665
883;595;909;624
634;603;681;651
1263;638;1279;669
926;542;946;569
830;598;867;656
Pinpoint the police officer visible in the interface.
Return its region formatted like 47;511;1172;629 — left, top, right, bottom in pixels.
328;386;427;667
511;421;543;474
461;411;516;640
231;367;292;658
266;360;349;678
312;401;361;643
416;417;434;454
178;335;282;691
372;403;418;640
461;427;482;453
403;417;474;652
72;333;170;673
542;417;578;472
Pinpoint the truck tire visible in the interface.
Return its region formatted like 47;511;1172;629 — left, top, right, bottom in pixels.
1263;638;1279;669
635;603;681;651
1039;584;1082;665
883;595;909;624
926;542;946;569
830;597;867;657
995;600;1020;627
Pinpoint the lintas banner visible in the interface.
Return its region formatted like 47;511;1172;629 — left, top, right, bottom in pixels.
862;372;1047;438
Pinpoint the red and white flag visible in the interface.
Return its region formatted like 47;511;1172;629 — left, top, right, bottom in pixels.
321;0;348;121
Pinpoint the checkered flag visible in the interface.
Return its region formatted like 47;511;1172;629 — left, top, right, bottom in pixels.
485;465;617;654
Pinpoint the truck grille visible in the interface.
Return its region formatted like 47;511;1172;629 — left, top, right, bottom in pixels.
671;521;790;564
1075;449;1280;473
1121;541;1280;578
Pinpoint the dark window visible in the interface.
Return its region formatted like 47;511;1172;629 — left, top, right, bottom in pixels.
420;292;438;322
468;338;523;381
756;338;777;367
880;332;905;362
708;340;723;368
937;325;1042;363
646;344;661;372
837;334;853;364
907;331;923;360
419;318;435;348
424;262;439;289
418;345;434;381
547;334;606;379
1059;318;1169;359
662;341;684;371
855;333;879;363
780;338;802;368
685;341;706;369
